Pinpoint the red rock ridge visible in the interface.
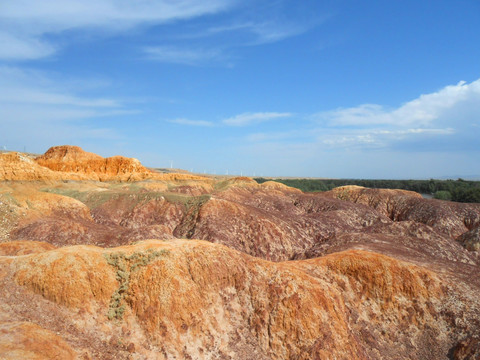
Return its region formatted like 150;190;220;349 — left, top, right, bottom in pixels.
35;145;154;181
325;185;480;238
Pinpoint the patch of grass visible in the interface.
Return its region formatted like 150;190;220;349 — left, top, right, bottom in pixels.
213;180;232;191
127;182;143;192
104;248;169;320
173;195;211;239
40;186;211;214
40;188;88;202
0;193;19;241
335;188;351;201
40;188;125;209
162;193;191;206
158;192;210;210
0;193;20;207
87;192;123;209
183;194;210;211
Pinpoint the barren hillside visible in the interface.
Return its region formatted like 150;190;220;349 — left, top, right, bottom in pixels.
1;146;479;359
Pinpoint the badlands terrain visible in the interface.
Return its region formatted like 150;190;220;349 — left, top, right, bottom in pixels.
0;145;479;359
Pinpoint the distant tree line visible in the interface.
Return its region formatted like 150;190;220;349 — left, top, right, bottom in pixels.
254;178;480;203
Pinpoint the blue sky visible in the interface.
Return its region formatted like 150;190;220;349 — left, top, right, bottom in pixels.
1;0;480;179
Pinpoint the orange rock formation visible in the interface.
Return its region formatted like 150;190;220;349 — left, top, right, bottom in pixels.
0;322;77;360
0;152;82;181
35;145;154;181
2;239;470;359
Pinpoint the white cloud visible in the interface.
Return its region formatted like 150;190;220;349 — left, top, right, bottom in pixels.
1;0;232;25
0;32;56;60
247;22;310;44
0;66;129;149
223;112;291;126
144;20;306;66
168;118;214;127
318;128;455;149
239;78;480;156
144;46;224;65
316;79;480;127
317;104;388;126
0;0;235;60
0;0;323;64
203;21;310;44
0;66;120;108
246;131;294;142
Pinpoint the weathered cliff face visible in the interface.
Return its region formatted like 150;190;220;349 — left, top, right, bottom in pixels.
35;145;154;181
2;239;478;359
1;146;211;183
0;151;84;181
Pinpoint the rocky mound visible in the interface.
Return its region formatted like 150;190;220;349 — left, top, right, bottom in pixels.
0;240;56;256
1;146;215;183
457;225;480;251
4;180;480;264
0;322;77;360
6;181;392;259
35;145;154;181
450;336;480;360
1;239;478;359
0;152;84;181
327;185;423;212
326;185;480;238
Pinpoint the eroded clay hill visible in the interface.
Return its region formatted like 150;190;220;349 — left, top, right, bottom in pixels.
0;151;83;181
1;145;207;182
1;147;480;359
35;145;155;181
1;239;479;359
326;185;480;238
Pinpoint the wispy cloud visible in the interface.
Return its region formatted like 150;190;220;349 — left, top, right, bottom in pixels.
143;19;307;66
239;79;480;156
144;46;225;66
1;0;324;65
0;66;130;149
0;66;121;109
188;20;313;45
223;112;291;126
246;131;295;142
315;79;480;127
168;118;214;127
0;0;234;29
143;19;312;66
0;0;235;60
141;1;327;66
246;21;313;45
317;128;456;150
0;32;56;60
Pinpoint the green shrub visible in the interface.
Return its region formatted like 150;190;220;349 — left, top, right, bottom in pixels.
434;190;452;200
